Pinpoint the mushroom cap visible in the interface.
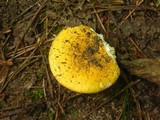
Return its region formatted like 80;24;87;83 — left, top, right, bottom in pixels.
49;25;120;93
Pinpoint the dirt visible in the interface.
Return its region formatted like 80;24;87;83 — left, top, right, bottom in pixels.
0;0;160;120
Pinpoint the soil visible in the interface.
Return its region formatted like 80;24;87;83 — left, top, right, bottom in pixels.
0;0;160;120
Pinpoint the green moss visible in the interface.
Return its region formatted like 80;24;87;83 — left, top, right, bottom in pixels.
156;0;160;6
37;67;45;80
109;23;115;32
49;111;55;120
43;20;52;27
0;101;4;109
27;89;44;101
122;90;130;120
71;110;78;119
23;74;31;81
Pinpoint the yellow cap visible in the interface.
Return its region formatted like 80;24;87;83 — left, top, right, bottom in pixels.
49;25;120;93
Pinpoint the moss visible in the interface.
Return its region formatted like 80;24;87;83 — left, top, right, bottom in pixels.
0;101;4;109
27;89;44;101
37;67;45;80
122;90;131;120
49;111;55;120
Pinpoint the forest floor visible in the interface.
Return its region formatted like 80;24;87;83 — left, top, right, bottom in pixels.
0;0;160;120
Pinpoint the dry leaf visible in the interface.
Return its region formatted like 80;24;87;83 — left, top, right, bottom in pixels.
121;57;160;86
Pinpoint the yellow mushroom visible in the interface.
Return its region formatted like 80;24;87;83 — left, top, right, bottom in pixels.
49;25;120;93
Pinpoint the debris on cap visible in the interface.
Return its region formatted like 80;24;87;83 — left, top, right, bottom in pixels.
49;25;120;93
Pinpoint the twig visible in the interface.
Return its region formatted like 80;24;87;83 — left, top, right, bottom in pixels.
130;87;142;120
40;49;54;99
0;101;46;119
0;41;10;89
0;58;39;93
3;34;11;46
11;0;48;61
93;8;107;34
129;37;147;58
47;3;70;36
0;0;48;93
0;35;43;92
8;45;36;59
120;66;142;120
19;0;47;42
90;5;159;13
116;0;144;31
11;0;41;24
82;80;140;119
